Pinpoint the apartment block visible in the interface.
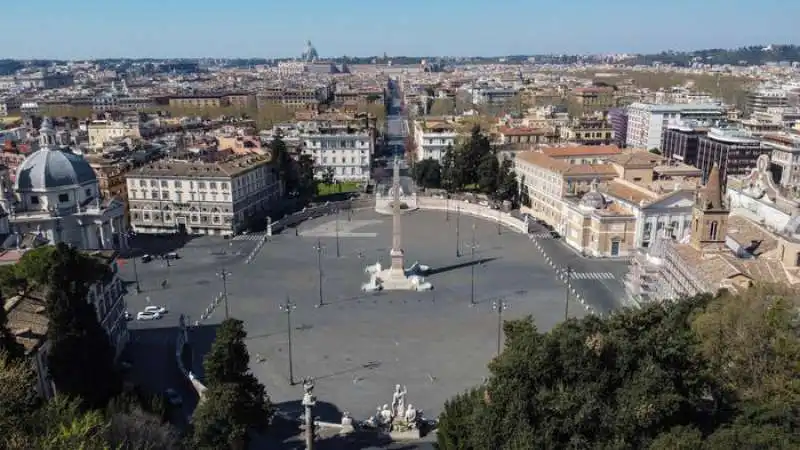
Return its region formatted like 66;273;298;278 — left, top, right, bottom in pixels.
626;102;726;150
412;120;457;162
87;119;141;150
126;154;282;236
299;127;373;182
696;128;769;187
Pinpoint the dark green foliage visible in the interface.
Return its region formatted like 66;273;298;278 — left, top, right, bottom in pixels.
412;158;442;189
0;350;42;445
496;158;519;206
477;151;499;196
321;167;335;186
193;318;273;448
437;292;800;450
44;243;119;409
296;154;317;201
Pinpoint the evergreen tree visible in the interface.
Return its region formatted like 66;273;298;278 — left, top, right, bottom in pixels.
440;144;459;192
411;158;442;189
44;243;119;409
496;157;519;206
477;151;499;196
0;350;41;446
194;318;273;447
296;154;317;201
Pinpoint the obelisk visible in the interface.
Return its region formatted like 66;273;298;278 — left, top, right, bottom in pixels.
389;157;405;274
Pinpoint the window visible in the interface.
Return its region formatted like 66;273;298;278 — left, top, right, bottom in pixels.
709;221;719;240
150;180;157;187
198;182;206;189
174;180;182;188
161;180;168;187
58;193;69;203
209;182;216;189
161;192;169;199
85;188;91;196
30;195;39;204
139;180;146;187
151;192;158;200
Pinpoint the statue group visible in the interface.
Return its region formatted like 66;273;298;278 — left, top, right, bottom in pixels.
365;384;421;432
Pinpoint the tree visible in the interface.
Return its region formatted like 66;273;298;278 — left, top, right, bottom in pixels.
0;350;41;446
270;134;295;195
411;158;442;189
296;154;317;201
437;290;800;449
495;157;519;206
194;318;273;448
458;125;493;189
321;167;335;186
0;294;24;358
477;151;500;196
429;98;455;116
440;144;459;192
192;383;248;449
35;396;109;450
44;243;119;409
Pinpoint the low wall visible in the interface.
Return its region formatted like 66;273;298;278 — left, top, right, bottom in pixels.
269;198;372;235
415;198;527;234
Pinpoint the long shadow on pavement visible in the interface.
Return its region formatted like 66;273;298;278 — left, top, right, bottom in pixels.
427;257;498;275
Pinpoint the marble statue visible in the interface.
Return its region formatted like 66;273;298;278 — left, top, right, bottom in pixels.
380;404;393;424
301;377;316;406
392;385;407;419
404;404;418;426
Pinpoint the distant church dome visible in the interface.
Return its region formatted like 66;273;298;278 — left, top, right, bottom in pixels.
579;179;605;210
14;116;96;192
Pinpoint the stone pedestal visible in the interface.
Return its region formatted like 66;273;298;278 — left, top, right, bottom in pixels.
389;428;422;440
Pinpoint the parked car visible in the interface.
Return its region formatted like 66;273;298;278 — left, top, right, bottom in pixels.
144;305;167;314
136;311;161;321
164;388;183;407
141;254;153;263
164;252;180;260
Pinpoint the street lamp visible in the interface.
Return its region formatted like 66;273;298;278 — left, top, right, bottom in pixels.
497;209;502;235
467;223;479;306
313;239;325;308
445;196;450;222
217;267;232;319
335;209;341;258
492;299;508;356
279;297;297;385
455;205;461;257
348;198;353;221
563;265;572;321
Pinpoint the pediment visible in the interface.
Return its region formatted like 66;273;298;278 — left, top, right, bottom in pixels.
644;191;695;210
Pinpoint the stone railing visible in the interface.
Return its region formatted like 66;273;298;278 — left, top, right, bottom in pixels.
268;197;373;235
415;197;528;234
176;322;207;401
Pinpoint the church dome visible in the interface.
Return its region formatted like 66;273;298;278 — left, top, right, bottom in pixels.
580;191;606;210
15;148;97;192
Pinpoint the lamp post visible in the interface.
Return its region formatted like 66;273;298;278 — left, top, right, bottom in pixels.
445;196;450;222
335;209;341;258
564;265;572;321
492;299;508;355
497;209;502;235
455;205;461;257
217;267;232;319
467;223;479;306
348;198;353;221
314;239;325;308
124;230;141;293
279;297;297;385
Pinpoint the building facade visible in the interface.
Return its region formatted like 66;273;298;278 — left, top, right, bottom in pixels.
412;121;457;162
661;122;707;165
126;154;282;236
696;128;768;187
87;120;141;150
626;102;726;150
300;129;373;182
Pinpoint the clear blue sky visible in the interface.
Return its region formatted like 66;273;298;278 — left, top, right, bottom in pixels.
4;0;798;59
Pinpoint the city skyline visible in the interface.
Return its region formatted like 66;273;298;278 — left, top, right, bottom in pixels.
3;0;799;59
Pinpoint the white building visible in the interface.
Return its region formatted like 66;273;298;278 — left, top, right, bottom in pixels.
626;102;726;150
87;119;141;150
412;120;457;162
300;128;373;182
4;118;128;251
126;154;282;236
759;132;800;188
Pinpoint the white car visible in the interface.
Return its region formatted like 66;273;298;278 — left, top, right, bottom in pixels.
144;305;167;314
137;311;161;321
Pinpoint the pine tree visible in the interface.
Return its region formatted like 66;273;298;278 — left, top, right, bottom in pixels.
44;243;119;409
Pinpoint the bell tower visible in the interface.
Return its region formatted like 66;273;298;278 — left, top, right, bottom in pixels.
690;164;729;250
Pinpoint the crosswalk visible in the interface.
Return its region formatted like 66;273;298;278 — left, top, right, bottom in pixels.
529;232;557;239
232;233;267;242
570;272;615;280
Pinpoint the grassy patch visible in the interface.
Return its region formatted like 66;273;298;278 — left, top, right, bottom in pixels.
317;181;361;196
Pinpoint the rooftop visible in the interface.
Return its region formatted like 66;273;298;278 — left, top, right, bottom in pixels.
541;145;622;158
130;154;273;179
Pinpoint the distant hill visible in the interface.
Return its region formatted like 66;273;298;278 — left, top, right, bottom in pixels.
622;45;800;66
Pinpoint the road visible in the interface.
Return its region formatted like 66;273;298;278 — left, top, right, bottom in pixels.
526;221;631;314
386;78;406;158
